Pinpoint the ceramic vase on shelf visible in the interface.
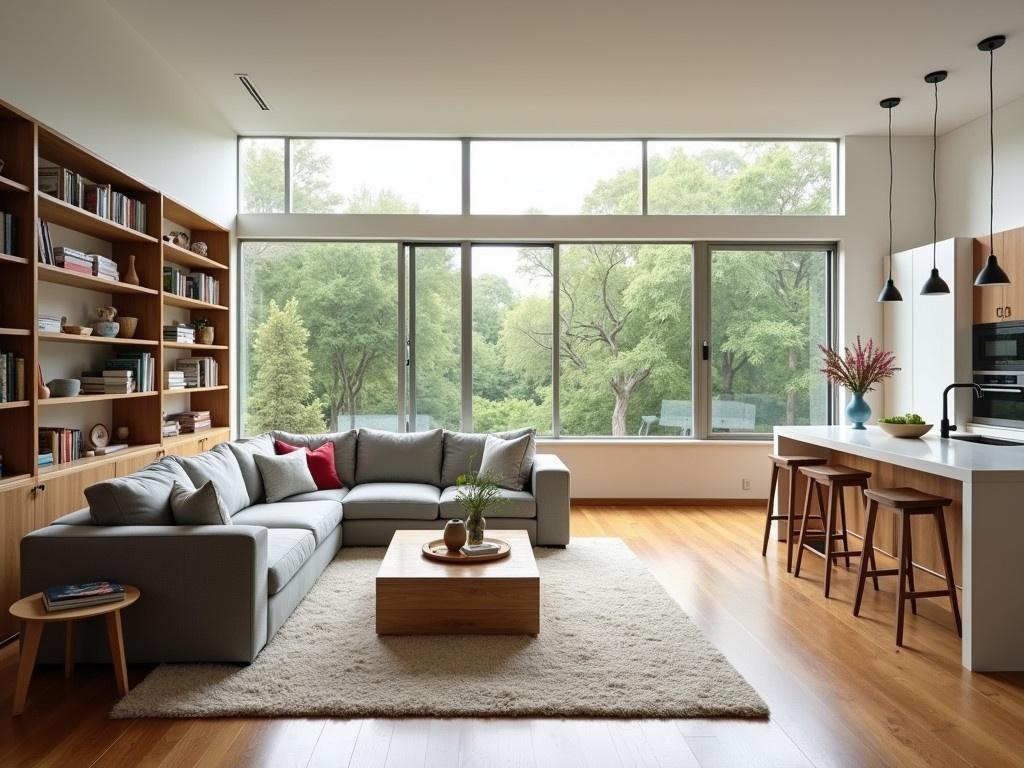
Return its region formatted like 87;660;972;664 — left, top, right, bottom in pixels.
197;326;215;345
443;519;467;552
123;253;139;286
846;391;871;430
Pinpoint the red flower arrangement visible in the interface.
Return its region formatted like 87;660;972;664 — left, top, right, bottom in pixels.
819;336;898;394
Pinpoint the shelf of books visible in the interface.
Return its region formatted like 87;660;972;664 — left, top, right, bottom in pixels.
0;97;231;492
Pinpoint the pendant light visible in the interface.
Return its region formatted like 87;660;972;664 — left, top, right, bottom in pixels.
877;97;903;302
974;34;1010;286
921;70;951;295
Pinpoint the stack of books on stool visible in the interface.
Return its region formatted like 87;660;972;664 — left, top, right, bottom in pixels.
42;581;125;612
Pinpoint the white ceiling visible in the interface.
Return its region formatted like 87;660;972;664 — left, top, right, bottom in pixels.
109;0;1024;137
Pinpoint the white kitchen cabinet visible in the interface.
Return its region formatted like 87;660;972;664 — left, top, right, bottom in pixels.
883;238;973;426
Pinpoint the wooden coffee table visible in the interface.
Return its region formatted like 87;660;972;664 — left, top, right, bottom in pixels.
9;585;140;716
376;529;539;635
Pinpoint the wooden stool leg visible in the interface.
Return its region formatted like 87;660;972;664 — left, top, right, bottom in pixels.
853;499;879;616
785;467;799;573
762;463;780;558
934;507;963;637
905;516;918;615
64;620;76;679
838;485;852;568
793;477;815;578
823;484;837;598
105;611;130;698
12;621;43;716
896;511;910;647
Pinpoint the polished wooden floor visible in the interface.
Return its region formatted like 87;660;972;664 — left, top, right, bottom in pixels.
2;505;1023;768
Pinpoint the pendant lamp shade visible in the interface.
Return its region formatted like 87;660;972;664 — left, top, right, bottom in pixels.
877;97;903;303
921;71;950;295
974;35;1010;287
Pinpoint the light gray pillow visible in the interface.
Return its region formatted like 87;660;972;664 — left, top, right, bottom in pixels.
272;430;358;487
255;450;318;503
170;480;232;526
86;458;194;525
479;433;533;491
173;443;250;516
441;428;536;489
226;433;276;505
355;428;443;486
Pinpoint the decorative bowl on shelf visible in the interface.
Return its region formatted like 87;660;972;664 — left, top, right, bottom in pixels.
877;422;933;439
60;325;92;336
46;378;81;398
117;317;138;338
93;321;120;337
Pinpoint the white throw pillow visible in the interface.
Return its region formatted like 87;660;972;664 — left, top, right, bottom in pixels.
170;480;232;526
478;433;532;491
255;450;318;503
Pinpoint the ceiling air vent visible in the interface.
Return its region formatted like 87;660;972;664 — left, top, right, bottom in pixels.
236;74;270;111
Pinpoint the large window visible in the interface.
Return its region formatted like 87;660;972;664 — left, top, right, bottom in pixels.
238;137;838;216
240;241;832;439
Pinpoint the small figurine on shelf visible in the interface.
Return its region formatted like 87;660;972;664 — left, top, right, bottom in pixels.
165;231;189;248
37;364;49;399
192;316;214;345
123;253;140;286
190;241;208;257
116;426;130;442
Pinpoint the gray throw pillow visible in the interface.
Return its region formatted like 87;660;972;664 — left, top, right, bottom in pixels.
86;458;194;525
226;433;276;505
173;443;250;516
255;450;318;503
479;433;533;491
170;480;232;526
271;429;358;487
441;428;536;489
356;428;443;486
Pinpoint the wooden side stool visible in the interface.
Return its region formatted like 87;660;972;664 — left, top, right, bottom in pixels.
763;454;828;572
9;585;140;716
793;464;871;598
854;488;962;647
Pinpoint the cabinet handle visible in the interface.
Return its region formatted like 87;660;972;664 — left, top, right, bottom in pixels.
997;307;1004;318
1006;306;1013;318
36;483;46;492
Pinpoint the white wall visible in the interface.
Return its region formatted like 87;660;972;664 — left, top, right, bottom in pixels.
939;94;1024;238
0;0;236;226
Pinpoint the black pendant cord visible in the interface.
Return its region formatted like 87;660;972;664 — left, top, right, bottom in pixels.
932;79;939;269
888;105;894;279
989;46;995;253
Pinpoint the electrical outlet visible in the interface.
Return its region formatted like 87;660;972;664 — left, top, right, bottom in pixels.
742;478;751;491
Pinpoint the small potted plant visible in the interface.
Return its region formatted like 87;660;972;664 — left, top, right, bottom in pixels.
819;336;898;430
455;470;507;545
192;316;214;345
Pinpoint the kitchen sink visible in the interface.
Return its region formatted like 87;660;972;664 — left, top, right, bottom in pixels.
950;435;1024;447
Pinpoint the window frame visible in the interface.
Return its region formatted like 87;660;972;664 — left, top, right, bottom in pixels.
237;238;837;440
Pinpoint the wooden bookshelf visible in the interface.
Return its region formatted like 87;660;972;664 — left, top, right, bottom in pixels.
38;331;158;346
163;293;228;311
38;391;158;406
0;174;30;194
0;400;29;411
0;327;30;336
37;443;163;479
163;341;228;350
38;194;158;244
163;384;227;395
162;240;227;272
38;263;159;295
0;253;29;266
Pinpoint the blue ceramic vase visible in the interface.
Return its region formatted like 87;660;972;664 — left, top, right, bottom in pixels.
846;392;871;430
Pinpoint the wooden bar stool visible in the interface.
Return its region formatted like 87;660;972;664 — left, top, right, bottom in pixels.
763;454;828;572
854;487;962;647
793;464;871;598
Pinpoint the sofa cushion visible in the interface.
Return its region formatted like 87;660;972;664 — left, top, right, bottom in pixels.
255;450;318;503
439;486;537;519
479;433;533;491
342;482;440;520
356;428;443;486
170;480;232;526
275;439;343;490
280;488;348;504
173;443;250;516
272;430;358;487
85;458;194;526
233;500;342;545
266;528;316;595
226;433;276;505
440;428;536;489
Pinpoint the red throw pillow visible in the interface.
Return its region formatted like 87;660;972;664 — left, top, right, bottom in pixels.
274;440;343;490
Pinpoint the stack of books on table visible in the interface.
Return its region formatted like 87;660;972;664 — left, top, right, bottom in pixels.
80;370;135;395
0;350;25;402
165;370;186;390
163;324;195;343
43;582;125;612
461;542;501;556
170;410;212;434
38;427;81;465
162;418;181;438
91;253;119;282
53;247;94;276
106;351;154;392
37;313;62;333
175;357;218;388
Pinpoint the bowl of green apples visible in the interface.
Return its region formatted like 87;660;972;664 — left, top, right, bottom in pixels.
877;413;932;438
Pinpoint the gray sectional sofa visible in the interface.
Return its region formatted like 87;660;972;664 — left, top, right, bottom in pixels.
20;427;570;664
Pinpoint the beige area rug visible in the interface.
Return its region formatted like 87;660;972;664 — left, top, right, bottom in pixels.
111;539;767;719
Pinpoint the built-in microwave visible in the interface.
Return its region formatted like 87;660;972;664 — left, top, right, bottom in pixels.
973;321;1024;371
972;372;1024;427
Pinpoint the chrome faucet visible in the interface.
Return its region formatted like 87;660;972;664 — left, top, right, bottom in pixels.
941;383;983;439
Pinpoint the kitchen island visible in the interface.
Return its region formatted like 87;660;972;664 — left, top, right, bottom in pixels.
775;424;1024;671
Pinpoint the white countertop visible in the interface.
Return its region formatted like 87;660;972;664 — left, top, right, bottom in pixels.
775;425;1024;483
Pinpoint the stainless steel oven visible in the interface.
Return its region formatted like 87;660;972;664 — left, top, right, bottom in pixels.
973;372;1024;427
973;321;1024;371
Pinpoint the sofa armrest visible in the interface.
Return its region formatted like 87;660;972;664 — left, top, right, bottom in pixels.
20;524;269;663
532;453;570;546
